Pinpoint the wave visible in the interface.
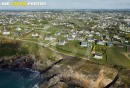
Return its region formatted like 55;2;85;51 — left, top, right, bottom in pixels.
0;68;41;88
32;84;39;88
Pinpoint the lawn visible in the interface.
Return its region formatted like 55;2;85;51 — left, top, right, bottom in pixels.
90;55;108;65
107;46;130;67
0;41;29;57
55;40;91;58
128;54;130;58
22;38;39;42
0;38;55;61
57;35;66;40
42;40;50;44
46;27;61;36
90;46;130;67
22;42;57;61
89;45;108;64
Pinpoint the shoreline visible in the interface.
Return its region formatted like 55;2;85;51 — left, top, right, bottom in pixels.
0;54;129;88
0;67;41;88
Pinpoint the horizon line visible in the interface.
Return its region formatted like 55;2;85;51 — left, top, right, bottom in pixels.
1;8;130;11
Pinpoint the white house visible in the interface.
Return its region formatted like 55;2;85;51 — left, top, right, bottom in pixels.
80;42;87;47
85;31;90;34
32;33;39;37
97;41;105;45
94;55;103;59
72;34;76;38
55;32;61;36
91;31;94;33
3;31;10;35
88;34;93;37
45;36;53;41
16;27;22;31
75;37;83;41
58;40;66;45
95;32;100;35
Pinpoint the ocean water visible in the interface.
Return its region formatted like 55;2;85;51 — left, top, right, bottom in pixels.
0;68;41;88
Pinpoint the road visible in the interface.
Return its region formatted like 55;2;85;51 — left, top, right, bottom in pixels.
0;35;89;60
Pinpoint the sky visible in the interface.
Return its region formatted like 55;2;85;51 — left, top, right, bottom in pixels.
0;0;130;10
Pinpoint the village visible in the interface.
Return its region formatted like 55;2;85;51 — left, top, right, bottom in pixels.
0;11;130;67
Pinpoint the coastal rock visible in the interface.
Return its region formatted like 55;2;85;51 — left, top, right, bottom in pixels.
0;54;123;88
33;59;53;71
48;76;60;87
0;54;34;69
51;82;68;88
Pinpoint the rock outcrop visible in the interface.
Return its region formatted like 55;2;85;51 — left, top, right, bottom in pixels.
0;55;126;88
0;54;34;69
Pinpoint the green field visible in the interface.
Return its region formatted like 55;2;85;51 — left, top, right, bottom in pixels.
55;40;91;58
45;26;61;36
0;38;55;61
90;46;130;67
42;40;50;44
107;47;130;67
0;40;29;57
128;54;130;58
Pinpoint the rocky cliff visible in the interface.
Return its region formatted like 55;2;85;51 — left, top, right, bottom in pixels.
0;54;129;88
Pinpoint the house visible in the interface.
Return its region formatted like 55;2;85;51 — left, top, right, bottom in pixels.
85;31;90;34
23;20;30;24
75;36;83;41
79;30;84;34
67;36;74;40
16;27;22;31
72;34;76;38
72;31;77;35
55;32;61;36
91;31;94;33
97;41;105;45
115;43;124;47
106;35;110;40
3;31;10;35
25;29;31;33
58;40;66;45
106;42;113;47
32;33;39;37
125;41;129;43
88;34;93;37
0;21;2;24
87;38;94;42
45;36;53;41
80;42;87;47
87;44;92;47
113;35;120;39
95;32;100;35
94;54;103;59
